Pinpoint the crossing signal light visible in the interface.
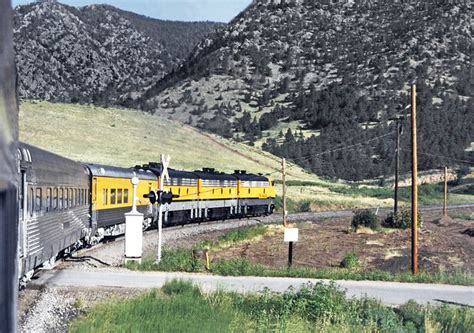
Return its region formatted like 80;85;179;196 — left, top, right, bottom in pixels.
143;190;179;204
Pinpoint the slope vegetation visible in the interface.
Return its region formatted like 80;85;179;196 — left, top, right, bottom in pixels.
20;100;416;210
14;1;219;104
138;0;473;180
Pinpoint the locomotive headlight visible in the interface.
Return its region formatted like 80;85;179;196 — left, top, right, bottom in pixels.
131;176;139;185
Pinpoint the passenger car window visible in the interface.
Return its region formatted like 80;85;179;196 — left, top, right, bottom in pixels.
59;188;63;209
111;189;116;205
102;189;108;206
54;188;58;210
29;188;34;216
117;189;123;204
124;189;129;204
35;188;42;212
46;188;52;212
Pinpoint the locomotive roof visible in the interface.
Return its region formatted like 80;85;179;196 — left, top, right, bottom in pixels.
85;163;156;180
192;170;237;181
233;172;269;181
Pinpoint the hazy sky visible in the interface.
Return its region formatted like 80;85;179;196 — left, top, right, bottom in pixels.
12;0;253;22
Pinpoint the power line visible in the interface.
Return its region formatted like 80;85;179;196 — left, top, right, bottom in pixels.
273;132;394;166
399;149;474;165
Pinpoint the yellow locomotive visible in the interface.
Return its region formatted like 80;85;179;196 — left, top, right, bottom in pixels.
84;162;276;236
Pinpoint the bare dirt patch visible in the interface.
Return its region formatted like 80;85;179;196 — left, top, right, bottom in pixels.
212;209;474;273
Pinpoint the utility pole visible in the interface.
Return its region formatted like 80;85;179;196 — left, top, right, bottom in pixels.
443;166;448;217
282;158;288;227
411;84;418;275
392;118;404;215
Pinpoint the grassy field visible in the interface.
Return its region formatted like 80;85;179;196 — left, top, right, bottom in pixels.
127;224;474;286
20;100;473;211
19;100;311;178
69;280;474;332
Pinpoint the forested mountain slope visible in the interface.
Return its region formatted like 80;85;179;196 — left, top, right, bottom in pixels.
13;1;220;104
137;0;473;180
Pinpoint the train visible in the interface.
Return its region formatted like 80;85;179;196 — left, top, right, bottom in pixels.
17;143;276;283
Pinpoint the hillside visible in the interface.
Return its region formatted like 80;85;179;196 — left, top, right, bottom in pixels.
137;0;473;181
18;100;396;210
13;1;220;104
19;101;473;211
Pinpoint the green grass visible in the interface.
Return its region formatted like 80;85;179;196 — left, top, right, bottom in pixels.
210;258;474;286
450;211;474;220
194;224;269;250
128;252;474;286
69;280;474;332
277;181;473;212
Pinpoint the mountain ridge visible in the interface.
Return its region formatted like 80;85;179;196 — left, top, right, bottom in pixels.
14;1;221;104
135;0;472;180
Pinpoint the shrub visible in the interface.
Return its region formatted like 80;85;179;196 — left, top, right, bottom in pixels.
341;252;360;270
352;209;380;230
298;200;312;212
161;279;201;297
384;209;423;229
397;300;425;329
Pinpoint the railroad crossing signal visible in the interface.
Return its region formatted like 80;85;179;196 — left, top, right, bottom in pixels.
143;190;178;204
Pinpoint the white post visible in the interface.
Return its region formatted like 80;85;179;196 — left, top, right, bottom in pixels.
125;176;143;261
157;154;170;263
157;178;164;262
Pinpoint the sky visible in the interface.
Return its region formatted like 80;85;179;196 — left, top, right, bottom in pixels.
12;0;253;22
